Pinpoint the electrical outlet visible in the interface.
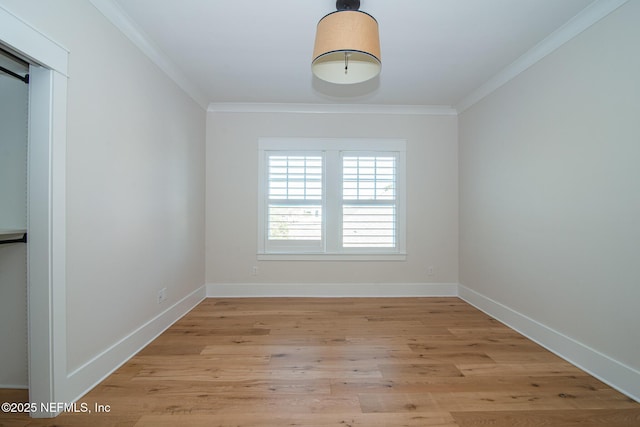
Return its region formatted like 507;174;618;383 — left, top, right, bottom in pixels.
251;266;259;276
427;266;434;276
157;287;167;304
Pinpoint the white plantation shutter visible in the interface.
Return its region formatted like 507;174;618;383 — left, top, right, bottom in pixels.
342;154;397;248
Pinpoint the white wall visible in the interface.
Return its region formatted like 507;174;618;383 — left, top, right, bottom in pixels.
459;0;639;395
206;111;458;289
0;0;206;384
0;73;28;387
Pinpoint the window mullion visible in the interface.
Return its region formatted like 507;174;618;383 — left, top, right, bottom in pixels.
324;150;341;253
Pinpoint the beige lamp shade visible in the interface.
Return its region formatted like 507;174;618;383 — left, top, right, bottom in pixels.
312;10;381;84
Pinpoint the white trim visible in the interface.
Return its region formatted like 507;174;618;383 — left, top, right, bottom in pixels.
257;253;407;261
206;282;458;298
2;17;70;414
65;285;206;404
458;284;640;403
0;6;69;75
49;69;68;407
0;384;28;389
88;0;208;109
456;0;629;113
258;137;407;152
21;65;68;419
0;13;70;409
208;102;458;116
257;138;407;258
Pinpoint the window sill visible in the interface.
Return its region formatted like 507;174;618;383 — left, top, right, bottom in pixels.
257;252;407;261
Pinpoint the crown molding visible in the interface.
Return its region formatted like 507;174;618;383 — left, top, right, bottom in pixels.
207;102;458;116
89;0;208;110
456;0;630;113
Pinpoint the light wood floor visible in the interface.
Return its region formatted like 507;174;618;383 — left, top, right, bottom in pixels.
2;297;639;426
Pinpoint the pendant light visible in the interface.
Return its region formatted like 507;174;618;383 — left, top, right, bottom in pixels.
312;0;381;84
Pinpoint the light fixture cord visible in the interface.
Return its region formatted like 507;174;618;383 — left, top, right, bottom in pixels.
344;52;349;75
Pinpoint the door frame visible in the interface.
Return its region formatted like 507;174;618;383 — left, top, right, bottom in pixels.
0;6;68;418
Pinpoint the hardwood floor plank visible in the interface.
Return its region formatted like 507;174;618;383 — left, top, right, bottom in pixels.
431;389;639;412
330;375;609;394
378;363;465;379
0;389;28;408
26;414;141;427
163;327;271;336
409;338;545;354
399;351;496;364
69;394;361;415
201;335;353;345
96;379;332;396
132;412;459;427
483;350;568;363
358;393;440;413
133;365;382;381
458;362;586;377
132;354;272;367
452;408;640;427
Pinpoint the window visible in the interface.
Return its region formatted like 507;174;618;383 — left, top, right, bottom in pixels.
266;154;323;252
258;138;406;260
342;155;397;248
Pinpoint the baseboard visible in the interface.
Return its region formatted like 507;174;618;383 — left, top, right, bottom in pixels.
0;384;28;389
458;284;640;402
207;282;458;298
63;285;206;403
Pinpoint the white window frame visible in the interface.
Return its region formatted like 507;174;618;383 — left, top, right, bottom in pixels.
258;138;406;261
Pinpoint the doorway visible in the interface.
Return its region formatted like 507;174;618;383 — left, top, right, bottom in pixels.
1;6;69;418
0;47;29;392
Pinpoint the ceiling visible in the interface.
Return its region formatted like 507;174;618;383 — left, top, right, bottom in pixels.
109;0;596;108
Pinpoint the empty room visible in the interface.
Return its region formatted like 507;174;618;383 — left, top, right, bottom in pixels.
0;0;638;426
